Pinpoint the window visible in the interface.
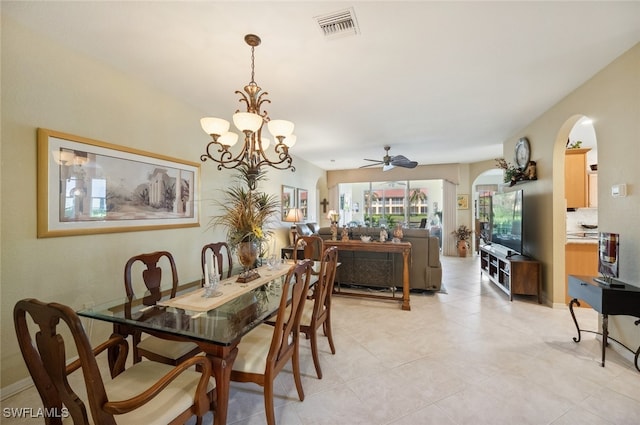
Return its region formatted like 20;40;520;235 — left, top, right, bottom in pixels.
338;179;443;228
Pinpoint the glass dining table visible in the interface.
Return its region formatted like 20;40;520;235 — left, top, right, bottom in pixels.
77;261;313;425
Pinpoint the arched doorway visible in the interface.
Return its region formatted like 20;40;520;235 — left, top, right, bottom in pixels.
552;114;598;306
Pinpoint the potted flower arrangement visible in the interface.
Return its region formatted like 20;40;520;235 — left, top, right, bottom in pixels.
451;225;473;257
212;167;279;281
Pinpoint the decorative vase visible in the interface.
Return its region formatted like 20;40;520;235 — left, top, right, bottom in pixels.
237;241;260;282
457;240;468;257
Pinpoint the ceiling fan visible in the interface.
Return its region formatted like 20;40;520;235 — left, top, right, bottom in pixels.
360;145;418;171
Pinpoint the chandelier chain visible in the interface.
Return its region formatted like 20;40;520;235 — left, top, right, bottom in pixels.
250;45;256;84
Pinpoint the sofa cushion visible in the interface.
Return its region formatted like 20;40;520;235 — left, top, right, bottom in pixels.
296;223;317;236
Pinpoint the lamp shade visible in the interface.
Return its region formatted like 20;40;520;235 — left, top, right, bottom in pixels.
327;209;337;219
282;134;297;148
267;119;295;138
233;112;263;133
285;208;303;223
218;132;239;147
200;117;230;136
259;137;270;150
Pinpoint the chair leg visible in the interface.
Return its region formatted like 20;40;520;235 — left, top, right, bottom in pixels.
292;343;305;402
264;379;276;425
132;332;142;363
309;329;323;379
325;317;336;355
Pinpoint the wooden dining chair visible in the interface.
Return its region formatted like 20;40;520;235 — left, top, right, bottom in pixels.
124;251;201;365
230;259;313;425
293;236;324;275
300;245;339;379
201;242;233;280
14;298;215;425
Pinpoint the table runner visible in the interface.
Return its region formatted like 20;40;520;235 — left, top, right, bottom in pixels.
158;264;290;312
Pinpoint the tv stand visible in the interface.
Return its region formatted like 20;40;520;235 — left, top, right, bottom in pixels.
480;245;541;303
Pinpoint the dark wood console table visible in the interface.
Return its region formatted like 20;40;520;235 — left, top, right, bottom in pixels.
324;240;412;311
479;245;541;303
568;275;640;371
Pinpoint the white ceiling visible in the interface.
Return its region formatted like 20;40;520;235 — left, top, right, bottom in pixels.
3;1;639;171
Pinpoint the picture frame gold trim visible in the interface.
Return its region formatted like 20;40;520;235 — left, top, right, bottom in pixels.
37;128;200;237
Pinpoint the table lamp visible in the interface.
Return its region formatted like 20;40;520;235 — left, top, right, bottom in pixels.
285;208;303;246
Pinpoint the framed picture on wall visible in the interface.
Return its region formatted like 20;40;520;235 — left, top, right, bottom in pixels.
297;188;308;221
37;128;200;237
281;185;296;221
457;194;469;210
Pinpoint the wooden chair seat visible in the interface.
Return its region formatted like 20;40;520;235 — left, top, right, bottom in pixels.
101;361;215;425
136;336;201;363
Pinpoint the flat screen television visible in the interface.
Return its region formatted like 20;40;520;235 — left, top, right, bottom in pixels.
490;189;523;255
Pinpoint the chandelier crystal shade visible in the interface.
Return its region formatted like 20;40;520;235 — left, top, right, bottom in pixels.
199;34;296;190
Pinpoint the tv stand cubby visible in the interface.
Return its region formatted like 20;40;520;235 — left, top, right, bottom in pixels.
480;245;541;303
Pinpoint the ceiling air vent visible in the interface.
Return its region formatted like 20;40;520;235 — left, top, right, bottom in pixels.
315;8;360;39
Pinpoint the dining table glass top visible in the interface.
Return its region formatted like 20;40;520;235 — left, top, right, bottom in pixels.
77;261;313;346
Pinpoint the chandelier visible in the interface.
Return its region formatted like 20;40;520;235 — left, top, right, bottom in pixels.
200;34;296;190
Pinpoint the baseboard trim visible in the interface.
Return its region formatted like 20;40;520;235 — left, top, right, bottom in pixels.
0;377;34;402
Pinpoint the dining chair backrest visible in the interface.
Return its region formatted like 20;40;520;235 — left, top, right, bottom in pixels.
300;245;339;379
14;298;125;425
123;251;202;365
268;259;312;372
124;251;178;300
313;246;339;320
293;235;324;262
201;242;233;280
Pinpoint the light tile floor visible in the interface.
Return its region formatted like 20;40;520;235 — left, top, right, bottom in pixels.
3;255;640;424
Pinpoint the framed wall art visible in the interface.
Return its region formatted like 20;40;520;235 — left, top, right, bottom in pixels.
297;188;308;221
37;128;200;237
457;194;469;210
281;185;296;221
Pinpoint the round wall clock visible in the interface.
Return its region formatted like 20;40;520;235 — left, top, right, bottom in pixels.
515;137;530;170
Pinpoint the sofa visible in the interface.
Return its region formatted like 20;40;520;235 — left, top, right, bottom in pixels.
296;223;442;291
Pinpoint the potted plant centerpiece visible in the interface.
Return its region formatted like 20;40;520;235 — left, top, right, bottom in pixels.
452;225;473;257
212;167;279;282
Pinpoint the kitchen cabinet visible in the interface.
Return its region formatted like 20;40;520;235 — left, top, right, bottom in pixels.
565;148;591;208
565;242;598;304
588;173;598;208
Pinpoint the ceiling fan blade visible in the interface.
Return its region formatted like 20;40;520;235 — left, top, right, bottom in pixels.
359;163;382;169
363;158;382;163
390;155;418;168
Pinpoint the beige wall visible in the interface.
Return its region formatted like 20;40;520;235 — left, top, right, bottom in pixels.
0;18;325;391
490;43;639;352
